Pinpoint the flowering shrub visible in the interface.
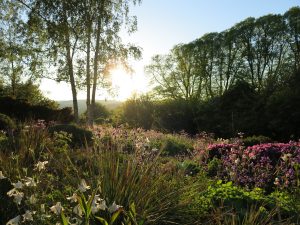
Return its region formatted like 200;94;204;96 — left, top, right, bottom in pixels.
206;142;300;190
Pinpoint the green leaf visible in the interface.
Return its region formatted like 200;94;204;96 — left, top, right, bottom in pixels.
110;209;122;224
129;202;136;216
95;216;109;225
86;191;96;218
61;211;68;225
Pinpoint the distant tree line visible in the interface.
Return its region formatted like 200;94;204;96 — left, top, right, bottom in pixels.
119;7;300;140
146;7;300;100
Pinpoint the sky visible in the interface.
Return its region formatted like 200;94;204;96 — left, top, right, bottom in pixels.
40;0;300;101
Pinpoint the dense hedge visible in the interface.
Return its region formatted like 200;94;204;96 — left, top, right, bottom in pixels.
0;97;73;123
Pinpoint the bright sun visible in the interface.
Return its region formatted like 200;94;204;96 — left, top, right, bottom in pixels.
109;66;148;101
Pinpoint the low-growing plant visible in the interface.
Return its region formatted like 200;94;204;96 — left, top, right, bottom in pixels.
190;181;299;224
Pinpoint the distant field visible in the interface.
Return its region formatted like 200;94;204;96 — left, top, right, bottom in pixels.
58;100;122;115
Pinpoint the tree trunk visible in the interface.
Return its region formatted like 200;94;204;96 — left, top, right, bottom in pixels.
66;43;79;123
86;13;92;126
91;14;102;124
63;9;79;123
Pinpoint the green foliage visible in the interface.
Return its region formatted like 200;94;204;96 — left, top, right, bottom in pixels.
177;160;201;176
243;135;272;147
83;103;111;125
266;69;300;140
191;181;300;223
207;158;222;177
0;113;15;131
94;149;191;224
49;124;93;148
0;81;58;107
160;135;193;156
154;99;198;134
120;95;154;129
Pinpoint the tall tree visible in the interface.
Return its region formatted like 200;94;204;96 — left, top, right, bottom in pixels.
84;0;142;125
284;7;300;71
21;0;87;122
0;0;32;96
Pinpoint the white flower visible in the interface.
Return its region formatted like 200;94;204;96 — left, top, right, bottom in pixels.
67;193;78;203
7;189;24;205
234;158;240;164
34;161;48;171
78;179;90;193
108;201;121;213
22;210;35;221
50;202;63;215
7;188;18;197
29;195;37;204
98;199;107;211
6;215;21;225
91;195;107;214
13;181;23;189
274;177;280;186
13;191;24;205
73;204;83;217
24;177;37;187
0;171;6;179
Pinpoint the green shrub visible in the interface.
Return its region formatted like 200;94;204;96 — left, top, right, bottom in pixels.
160;136;193;156
0;113;15;131
243;135;272;146
48;124;93;147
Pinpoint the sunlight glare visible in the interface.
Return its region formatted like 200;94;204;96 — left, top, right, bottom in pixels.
110;66;148;101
